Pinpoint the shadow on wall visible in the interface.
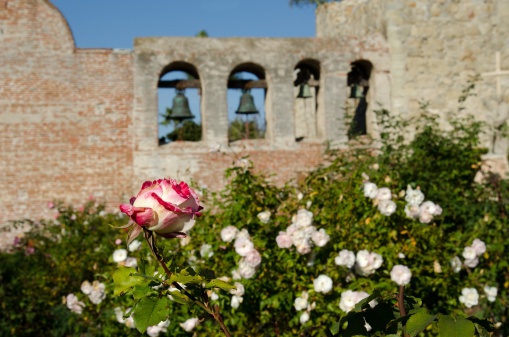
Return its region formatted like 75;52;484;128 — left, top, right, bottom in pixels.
347;59;372;139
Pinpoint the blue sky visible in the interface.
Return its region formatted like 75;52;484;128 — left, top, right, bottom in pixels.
50;1;318;140
51;0;317;48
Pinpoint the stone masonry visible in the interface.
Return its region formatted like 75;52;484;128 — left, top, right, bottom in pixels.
0;0;507;247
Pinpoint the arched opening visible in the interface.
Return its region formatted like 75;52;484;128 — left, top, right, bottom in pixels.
157;62;202;145
227;63;266;142
347;60;373;138
294;59;320;141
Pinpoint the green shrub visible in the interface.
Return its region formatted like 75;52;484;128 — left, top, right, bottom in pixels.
1;105;507;337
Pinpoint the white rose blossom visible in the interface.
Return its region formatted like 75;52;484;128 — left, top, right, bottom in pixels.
87;280;106;304
236;228;251;240
450;256;462;272
311;228;330;247
405;185;425;205
66;293;85;314
464;257;479;268
293;209;314;228
114;307;126;323
483;286;497;302
363;182;378;199
146;320;170;337
299;311;310;324
257;211;271;224
471;238;486;256
338;290;373;313
200;244;214;259
294;296;308;311
378;199;397;216
335;249;356;268
404;203;421;219
180;317;199;332
462;246;477;260
210;291;219;301
220;226;238;243
230;282;245;297
81;280;92;295
418;210;433;224
390;265;412;286
128;239;142;252
313;274;333;294
112;249;128;263
115;307;135;328
376;187;392;201
124;257;137;268
355;250;383;276
276;231;293;248
234;237;254;257
231;269;241;280
459;287;479;308
238;259;256;279
244;249;262;267
231;295;243;309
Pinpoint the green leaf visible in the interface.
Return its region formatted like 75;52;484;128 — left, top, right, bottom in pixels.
437;315;475;337
205;279;236;292
406;309;436;337
199;268;216;280
354;290;380;312
364;302;397;334
132;297;169;333
330;321;340;335
468;316;493;336
112;267;150;296
169;268;203;285
131;284;157;300
343;312;369;337
168;289;190;305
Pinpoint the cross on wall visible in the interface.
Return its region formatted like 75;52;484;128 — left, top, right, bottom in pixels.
482;52;509;96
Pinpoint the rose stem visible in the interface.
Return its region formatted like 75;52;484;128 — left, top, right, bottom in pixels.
143;229;232;337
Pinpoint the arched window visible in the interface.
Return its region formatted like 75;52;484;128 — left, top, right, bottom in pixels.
294;59;320;141
157;62;202;145
227;63;266;142
347;60;373;138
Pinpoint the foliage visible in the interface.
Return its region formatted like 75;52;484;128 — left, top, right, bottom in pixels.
228;118;265;141
0;201;137;336
331;290;493;337
166;120;202;142
1;101;508;336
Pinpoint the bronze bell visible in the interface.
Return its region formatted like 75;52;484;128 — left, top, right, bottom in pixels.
297;83;313;99
236;90;259;115
170;90;194;121
349;84;364;99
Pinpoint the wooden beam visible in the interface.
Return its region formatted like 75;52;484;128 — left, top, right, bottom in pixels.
158;79;201;89
158;78;320;90
227;80;267;89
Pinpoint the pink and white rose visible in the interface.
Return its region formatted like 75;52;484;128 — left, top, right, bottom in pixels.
119;179;202;243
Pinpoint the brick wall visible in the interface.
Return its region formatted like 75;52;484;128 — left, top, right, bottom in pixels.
0;0;133;247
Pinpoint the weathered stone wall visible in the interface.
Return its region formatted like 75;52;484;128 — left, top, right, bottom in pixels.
317;0;509;151
132;37;358;191
0;0;133;247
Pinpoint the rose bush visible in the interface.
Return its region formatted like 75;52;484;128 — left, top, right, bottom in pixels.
1;96;507;336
